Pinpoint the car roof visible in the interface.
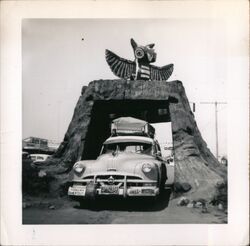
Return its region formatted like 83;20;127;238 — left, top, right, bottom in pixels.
104;136;154;144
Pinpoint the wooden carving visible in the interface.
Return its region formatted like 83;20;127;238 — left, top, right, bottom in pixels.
105;38;174;81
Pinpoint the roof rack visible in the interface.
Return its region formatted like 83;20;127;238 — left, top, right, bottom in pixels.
111;117;155;139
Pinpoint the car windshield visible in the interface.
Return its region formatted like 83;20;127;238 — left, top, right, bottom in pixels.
102;142;153;155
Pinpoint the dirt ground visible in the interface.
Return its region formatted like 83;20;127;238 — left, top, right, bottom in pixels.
22;191;227;224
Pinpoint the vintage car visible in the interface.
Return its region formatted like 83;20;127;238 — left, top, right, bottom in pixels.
68;132;174;204
29;154;51;167
30;154;50;162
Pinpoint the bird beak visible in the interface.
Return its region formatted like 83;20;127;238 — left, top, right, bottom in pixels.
130;38;138;50
147;50;156;62
148;43;155;49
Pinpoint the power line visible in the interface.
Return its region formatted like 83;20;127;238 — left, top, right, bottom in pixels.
200;101;227;159
188;101;227;159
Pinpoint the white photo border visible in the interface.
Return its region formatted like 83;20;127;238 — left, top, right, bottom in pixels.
1;1;249;245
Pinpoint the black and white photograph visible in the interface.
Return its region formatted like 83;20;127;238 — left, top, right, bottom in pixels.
22;18;229;224
1;1;249;245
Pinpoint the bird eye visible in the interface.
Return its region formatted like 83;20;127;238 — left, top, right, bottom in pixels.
135;48;145;59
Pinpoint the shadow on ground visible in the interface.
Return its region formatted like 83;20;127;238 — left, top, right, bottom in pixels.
74;189;172;212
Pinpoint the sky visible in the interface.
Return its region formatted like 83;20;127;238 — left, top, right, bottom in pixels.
22;19;228;157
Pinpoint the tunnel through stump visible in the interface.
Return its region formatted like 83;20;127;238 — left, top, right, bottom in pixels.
46;80;225;200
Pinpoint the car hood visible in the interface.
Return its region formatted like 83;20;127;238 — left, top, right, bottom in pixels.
82;152;158;175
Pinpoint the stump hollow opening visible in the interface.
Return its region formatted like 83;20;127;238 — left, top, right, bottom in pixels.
82;99;171;160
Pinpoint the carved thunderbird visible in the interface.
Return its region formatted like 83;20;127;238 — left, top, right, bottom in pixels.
105;38;174;81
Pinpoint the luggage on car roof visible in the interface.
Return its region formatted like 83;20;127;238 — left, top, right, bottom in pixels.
111;117;155;138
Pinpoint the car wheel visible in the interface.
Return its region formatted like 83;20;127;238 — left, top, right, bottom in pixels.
162;185;173;198
160;164;167;192
146;195;159;207
79;200;85;208
79;199;92;208
85;182;97;200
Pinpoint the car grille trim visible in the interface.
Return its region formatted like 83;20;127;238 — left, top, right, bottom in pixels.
95;175;142;180
96;175;125;180
82;175;94;180
82;175;156;184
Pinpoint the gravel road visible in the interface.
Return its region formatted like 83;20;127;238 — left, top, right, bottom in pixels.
22;191;227;224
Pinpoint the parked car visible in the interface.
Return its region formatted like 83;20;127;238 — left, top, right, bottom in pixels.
68;117;175;205
30;154;50;162
22;151;31;160
29;154;51;167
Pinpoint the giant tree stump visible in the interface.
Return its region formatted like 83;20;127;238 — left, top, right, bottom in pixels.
47;80;225;199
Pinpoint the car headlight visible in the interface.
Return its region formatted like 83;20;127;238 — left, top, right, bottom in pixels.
74;163;85;174
142;163;153;173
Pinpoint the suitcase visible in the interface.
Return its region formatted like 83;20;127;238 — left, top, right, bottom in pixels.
111;117;155;138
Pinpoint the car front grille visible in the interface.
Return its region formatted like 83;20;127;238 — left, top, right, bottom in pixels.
81;174;154;188
94;174;143;187
96;175;125;180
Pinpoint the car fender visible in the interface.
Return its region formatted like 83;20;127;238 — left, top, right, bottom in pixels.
165;164;175;186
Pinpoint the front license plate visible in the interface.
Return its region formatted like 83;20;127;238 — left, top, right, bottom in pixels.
101;185;119;194
69;186;86;196
129;189;141;195
142;188;154;194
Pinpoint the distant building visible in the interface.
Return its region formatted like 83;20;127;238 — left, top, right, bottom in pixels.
48;141;60;151
23;137;48;149
22;137;60;154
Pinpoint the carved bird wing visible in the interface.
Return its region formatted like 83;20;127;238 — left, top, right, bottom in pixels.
105;49;136;79
149;63;174;81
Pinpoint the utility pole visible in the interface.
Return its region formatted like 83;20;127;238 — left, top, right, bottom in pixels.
200;101;227;159
57;100;61;142
189;102;196;112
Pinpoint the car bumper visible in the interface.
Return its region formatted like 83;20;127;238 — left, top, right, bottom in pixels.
68;184;159;198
